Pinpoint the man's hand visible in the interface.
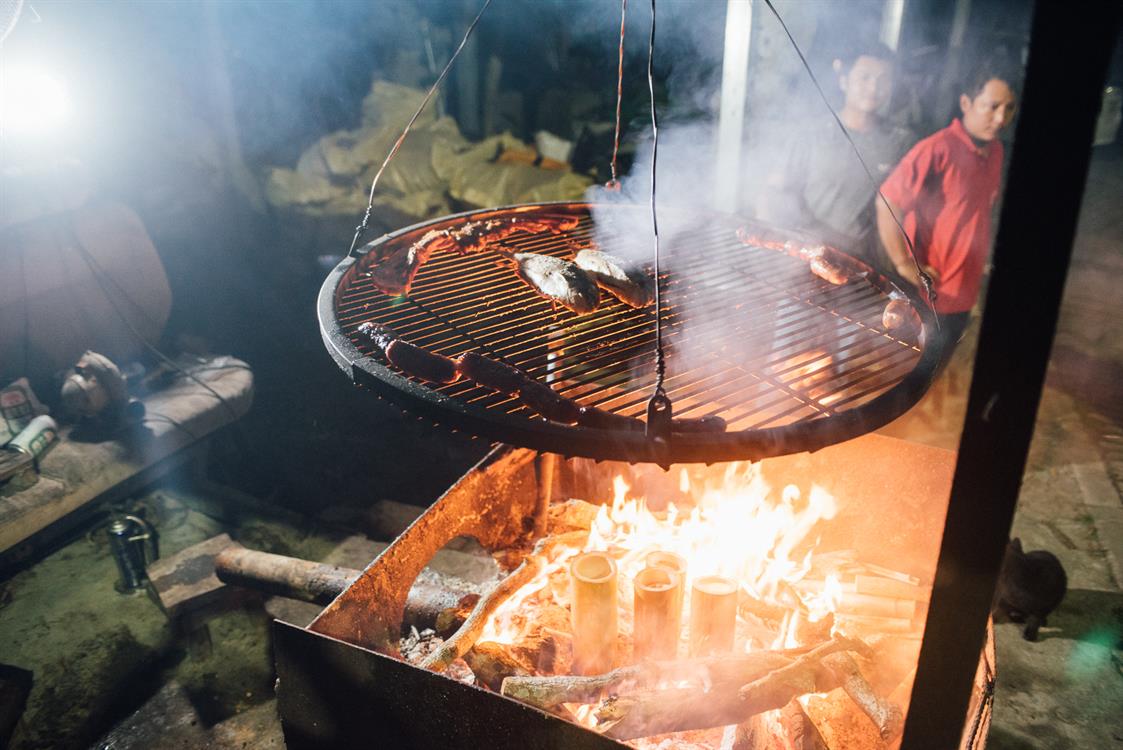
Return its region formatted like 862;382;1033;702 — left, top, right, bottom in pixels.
895;262;921;288
896;263;940;291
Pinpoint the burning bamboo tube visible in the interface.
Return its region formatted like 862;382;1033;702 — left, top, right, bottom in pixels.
644;550;687;650
689;575;738;656
633;566;682;661
570;551;618;675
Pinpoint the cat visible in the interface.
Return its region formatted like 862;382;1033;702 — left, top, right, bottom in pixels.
993;538;1068;641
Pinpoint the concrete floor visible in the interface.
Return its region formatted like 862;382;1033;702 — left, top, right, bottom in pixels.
3;151;1123;749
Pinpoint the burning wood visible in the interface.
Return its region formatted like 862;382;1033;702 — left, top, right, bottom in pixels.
464;641;532;691
422;553;542;672
500;649;809;711
413;462;931;747
593;637;872;741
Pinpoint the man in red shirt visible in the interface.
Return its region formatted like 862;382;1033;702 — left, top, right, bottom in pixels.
877;65;1018;356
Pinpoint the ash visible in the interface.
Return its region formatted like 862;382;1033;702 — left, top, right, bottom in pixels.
399;627;476;684
400;626;443;663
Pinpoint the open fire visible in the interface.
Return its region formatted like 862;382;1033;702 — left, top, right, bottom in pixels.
404;459;926;749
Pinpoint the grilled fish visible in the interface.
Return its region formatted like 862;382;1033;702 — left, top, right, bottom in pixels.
511;252;599;314
574;248;654;308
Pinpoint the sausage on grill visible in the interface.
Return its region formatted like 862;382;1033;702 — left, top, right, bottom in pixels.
518;380;581;424
356;322;397;354
882;297;911;330
809;256;851;285
456;352;529;396
385;340;461;384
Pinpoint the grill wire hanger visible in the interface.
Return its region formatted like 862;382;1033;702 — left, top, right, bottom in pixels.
605;0;628;190
642;0;674;452
346;0;494;259
761;0;938;323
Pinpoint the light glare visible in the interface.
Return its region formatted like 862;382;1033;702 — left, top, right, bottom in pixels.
1;65;71;136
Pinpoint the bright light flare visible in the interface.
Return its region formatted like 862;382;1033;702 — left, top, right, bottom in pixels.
1;65;71;136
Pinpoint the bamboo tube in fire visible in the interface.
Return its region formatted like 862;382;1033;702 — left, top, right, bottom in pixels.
570;551;619;675
689;575;738;656
633;566;682;660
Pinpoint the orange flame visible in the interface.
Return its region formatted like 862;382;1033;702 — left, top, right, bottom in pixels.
481;462;840;654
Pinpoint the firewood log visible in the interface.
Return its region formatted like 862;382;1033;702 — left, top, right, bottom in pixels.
464;641;532;691
782;699;829;750
422;555;541;672
501;649;810;711
820;651;904;740
593;637;871;740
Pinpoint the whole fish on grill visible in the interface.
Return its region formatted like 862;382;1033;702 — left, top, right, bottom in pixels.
363;214;580;296
511;252;600;314
573;248;654;308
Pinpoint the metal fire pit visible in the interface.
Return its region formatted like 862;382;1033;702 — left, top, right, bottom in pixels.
318;202;940;464
274;434;993;749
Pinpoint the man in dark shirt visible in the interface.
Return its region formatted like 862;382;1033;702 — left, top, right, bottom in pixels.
878;64;1017;357
761;42;913;265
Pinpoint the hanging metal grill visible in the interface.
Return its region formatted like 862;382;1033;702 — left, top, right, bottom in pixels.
318;201;940;464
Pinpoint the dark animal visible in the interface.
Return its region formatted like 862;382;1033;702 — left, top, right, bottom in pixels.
993;538;1068;641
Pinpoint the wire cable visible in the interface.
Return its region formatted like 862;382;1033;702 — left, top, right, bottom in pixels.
642;0;673;447
760;0;938;321
647;0;664;394
607;0;628;188
346;0;494;258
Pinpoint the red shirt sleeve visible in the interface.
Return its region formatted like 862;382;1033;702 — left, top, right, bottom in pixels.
880;136;941;214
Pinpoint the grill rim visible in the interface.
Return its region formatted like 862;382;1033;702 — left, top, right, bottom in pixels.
317;201;943;464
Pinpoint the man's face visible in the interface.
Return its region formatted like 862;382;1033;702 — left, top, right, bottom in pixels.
960;79;1017;142
840;56;893;114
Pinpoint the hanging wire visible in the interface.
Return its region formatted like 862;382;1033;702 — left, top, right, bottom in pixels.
644;0;673;446
606;0;628;189
346;0;494;258
760;0;938;321
647;0;664;392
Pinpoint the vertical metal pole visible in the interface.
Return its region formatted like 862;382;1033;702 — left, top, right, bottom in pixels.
714;0;752;213
879;0;905;51
901;3;1121;749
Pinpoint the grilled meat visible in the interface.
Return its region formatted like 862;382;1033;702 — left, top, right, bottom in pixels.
455;352;529;396
364;235;439;296
364;214;580;296
356;321;397;354
518;380;581;424
356;322;459;384
574;248;654;308
882;295;911;330
385;340;461;384
511;252;600;314
809;256;851;285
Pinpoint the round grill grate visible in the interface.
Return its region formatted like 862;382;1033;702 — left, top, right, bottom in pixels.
319;202;941;464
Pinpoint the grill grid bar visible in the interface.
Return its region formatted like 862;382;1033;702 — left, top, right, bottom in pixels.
321;202;938;463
